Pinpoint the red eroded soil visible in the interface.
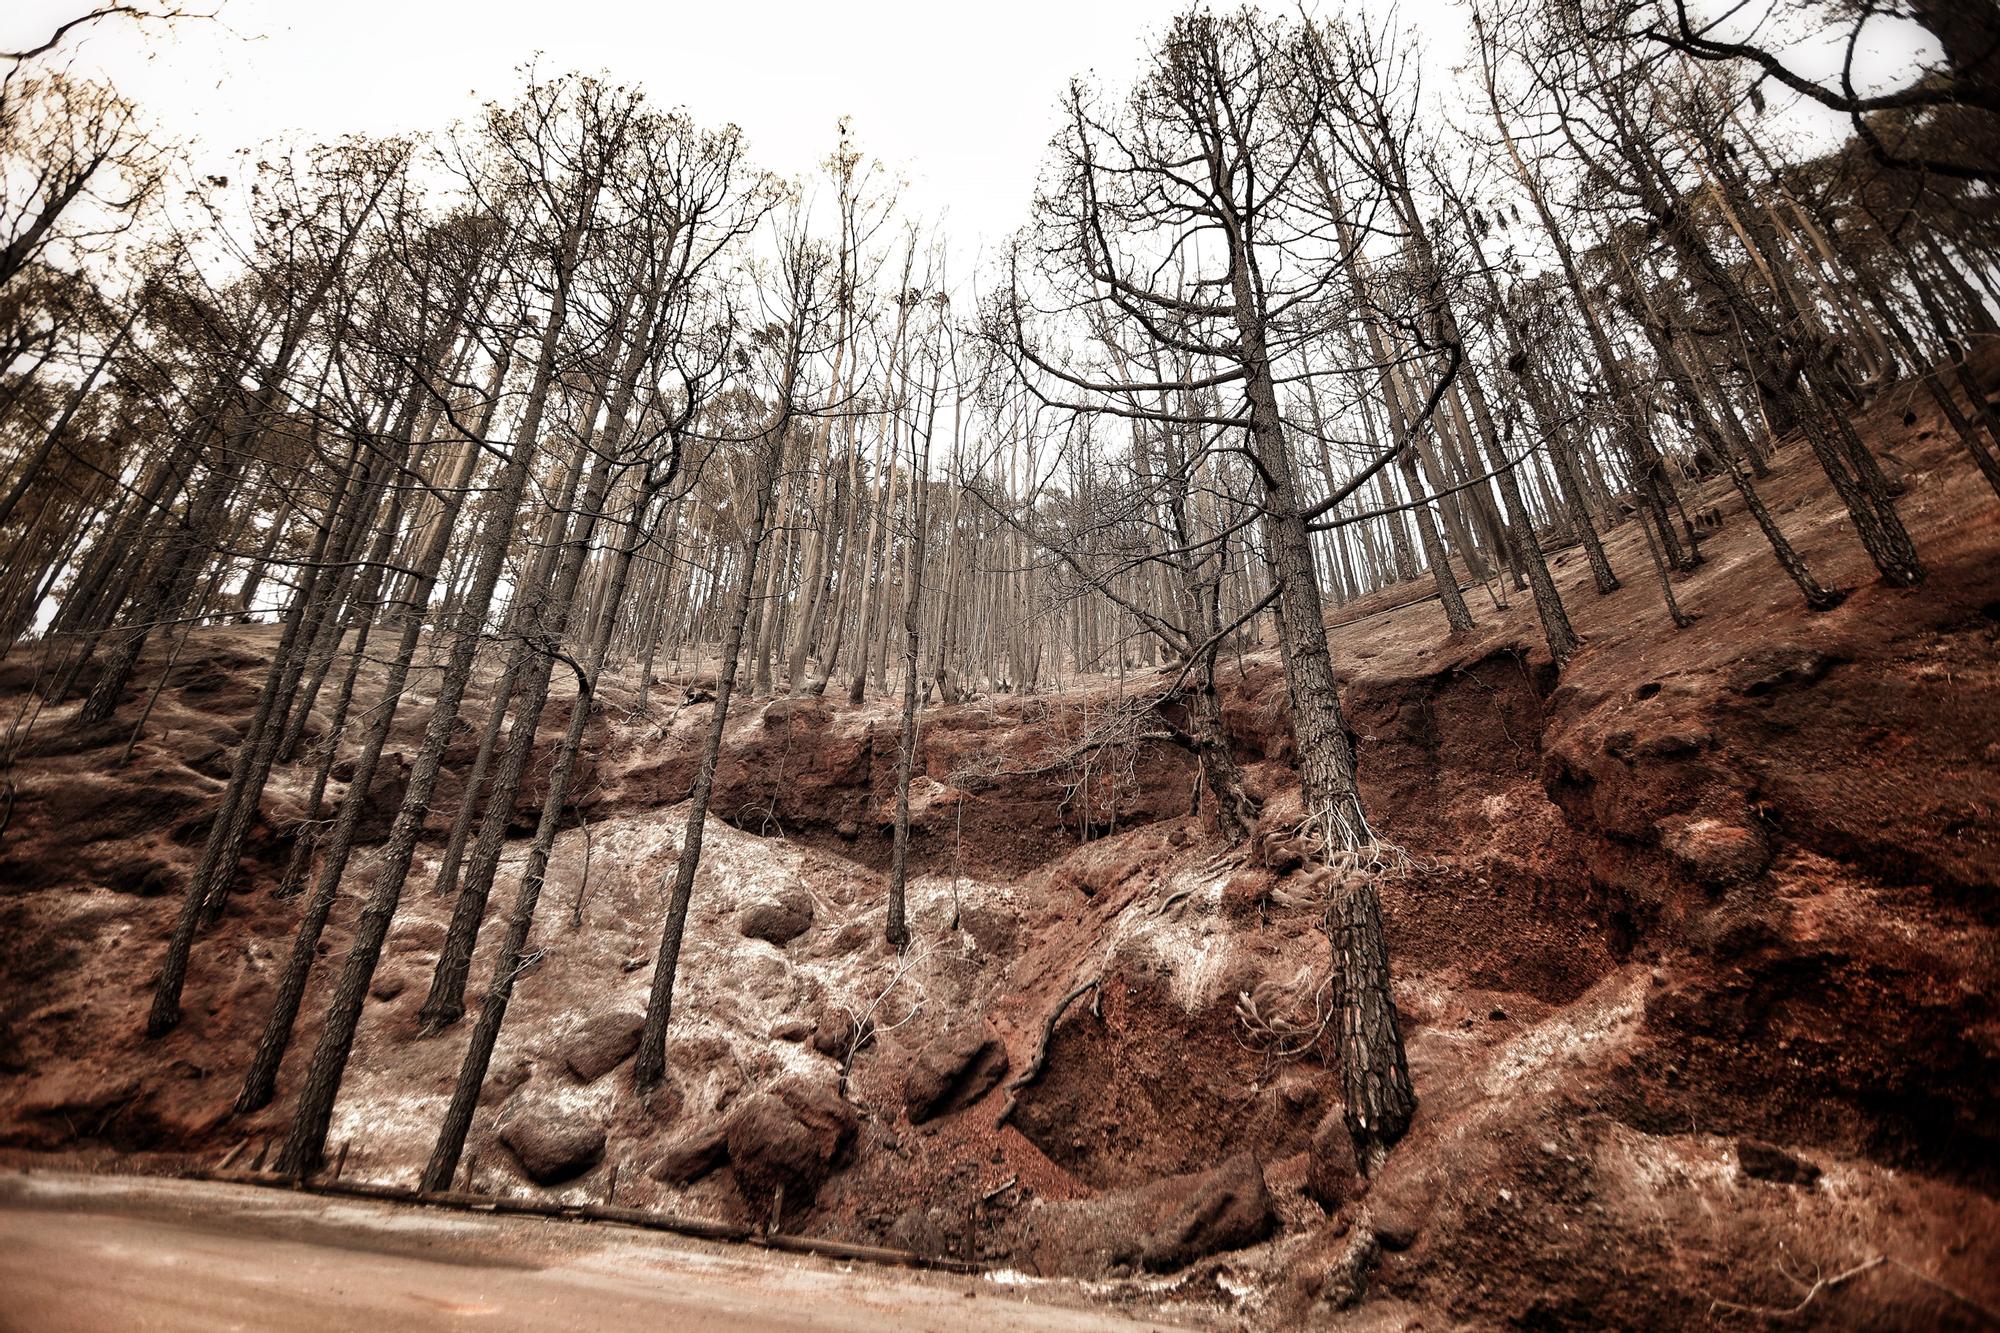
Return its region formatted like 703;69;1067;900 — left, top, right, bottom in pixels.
1;361;1996;1328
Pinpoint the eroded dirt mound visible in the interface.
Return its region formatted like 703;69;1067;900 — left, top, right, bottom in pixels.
1;372;1997;1328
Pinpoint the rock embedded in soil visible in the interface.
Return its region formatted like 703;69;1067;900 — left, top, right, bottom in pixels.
499;1096;606;1184
902;1022;1010;1124
958;901;1017;956
724;1077;857;1208
1734;645;1839;697
650;1122;730;1186
105;857;178;897
1702;896;1788;960
1366;1166;1434;1252
761;697;828;730
388;919;447;955
1006;1151;1279;1276
483;1056;533;1106
563;1010;646;1083
1306;1108;1361;1211
886;1206;950;1256
826;920;873;956
183;742;231;778
738;886;814;947
1138;1151;1278;1272
1271;1069;1320;1112
1632;726;1712;758
1221;867;1276;920
1370;1202;1423;1253
1736;1138;1821;1187
810;1007;857;1059
348;752;410;844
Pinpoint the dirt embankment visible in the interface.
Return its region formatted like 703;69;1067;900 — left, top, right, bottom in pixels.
1;367;1996;1328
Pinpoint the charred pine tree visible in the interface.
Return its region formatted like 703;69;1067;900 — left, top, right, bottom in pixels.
272;77;625;1175
1005;11;1416;1158
634;233;828;1091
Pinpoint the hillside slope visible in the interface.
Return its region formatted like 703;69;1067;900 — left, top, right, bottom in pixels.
1;371;1996;1329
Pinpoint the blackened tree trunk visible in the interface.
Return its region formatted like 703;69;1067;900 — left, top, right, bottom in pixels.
885;353;941;951
633;427;782;1090
234;359;509;1114
272;158;598;1173
420;477;668;1190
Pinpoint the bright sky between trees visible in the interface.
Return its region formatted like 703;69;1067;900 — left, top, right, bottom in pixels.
5;0;1935;285
5;0;1374;264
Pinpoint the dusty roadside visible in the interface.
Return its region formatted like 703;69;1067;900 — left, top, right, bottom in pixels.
0;1170;1190;1331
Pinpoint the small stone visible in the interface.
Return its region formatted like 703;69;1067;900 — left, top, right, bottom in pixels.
1633;727;1711;758
1663;819;1772;888
500;1096;606;1185
1372;1204;1423;1252
1137;1152;1278;1272
1271;1069;1318;1112
828;921;873;955
563;1010;646;1083
1368;1171;1433;1252
958;903;1018;957
902;1023;1009;1124
739;886;815;946
650;1123;729;1186
349;753;411;844
485;1055;533;1105
1220;868;1275;921
1305;1108;1359;1211
388;919;448;954
1709;908;1783;960
886;1207;949;1256
811;1008;858;1059
1736;646;1837;697
725;1077;858;1208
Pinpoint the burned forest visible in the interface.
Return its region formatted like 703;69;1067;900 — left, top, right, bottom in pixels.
0;0;1996;1327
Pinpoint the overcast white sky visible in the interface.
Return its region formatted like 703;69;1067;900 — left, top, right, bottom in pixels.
6;0;1393;262
5;0;1932;275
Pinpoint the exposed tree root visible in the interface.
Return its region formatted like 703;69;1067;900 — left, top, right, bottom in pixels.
1709;1254;2000;1324
993;976;1102;1129
1319;1225;1382;1310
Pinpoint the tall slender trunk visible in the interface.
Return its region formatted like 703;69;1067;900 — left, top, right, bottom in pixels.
234;354;509;1114
273;177;597;1174
421;476;665;1190
634;429;782;1090
1224;209;1413;1155
885;358;940;950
